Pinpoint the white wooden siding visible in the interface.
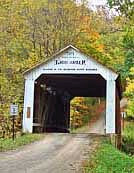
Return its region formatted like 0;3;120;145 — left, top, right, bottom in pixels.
106;80;116;133
23;79;35;133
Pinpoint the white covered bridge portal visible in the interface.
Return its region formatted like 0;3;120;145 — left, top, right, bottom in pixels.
23;45;122;135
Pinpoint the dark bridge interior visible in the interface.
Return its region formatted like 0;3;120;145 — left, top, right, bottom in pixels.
33;74;106;133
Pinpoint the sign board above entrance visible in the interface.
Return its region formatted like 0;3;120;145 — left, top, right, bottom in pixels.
24;45;118;81
42;49;98;73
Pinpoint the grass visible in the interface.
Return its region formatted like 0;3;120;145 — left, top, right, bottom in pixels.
0;133;44;152
123;121;134;144
83;141;134;173
122;121;134;155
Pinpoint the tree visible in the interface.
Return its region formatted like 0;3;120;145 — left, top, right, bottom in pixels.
0;0;129;136
125;68;134;118
70;97;90;128
122;26;134;79
107;0;134;20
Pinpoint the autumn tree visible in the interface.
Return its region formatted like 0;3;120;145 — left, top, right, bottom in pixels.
70;97;90;128
0;0;129;136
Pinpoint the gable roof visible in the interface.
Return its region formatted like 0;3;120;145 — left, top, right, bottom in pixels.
23;45;122;98
23;45;118;76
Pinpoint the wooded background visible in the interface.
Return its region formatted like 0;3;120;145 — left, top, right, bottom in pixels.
0;0;133;137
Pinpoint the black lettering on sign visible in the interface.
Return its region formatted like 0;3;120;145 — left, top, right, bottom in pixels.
55;60;68;65
55;59;86;65
70;60;86;65
82;60;86;65
43;68;53;70
86;68;97;71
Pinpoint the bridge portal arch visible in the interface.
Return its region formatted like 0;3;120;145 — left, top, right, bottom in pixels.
23;45;122;135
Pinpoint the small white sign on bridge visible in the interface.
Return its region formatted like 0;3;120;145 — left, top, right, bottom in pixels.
10;104;18;116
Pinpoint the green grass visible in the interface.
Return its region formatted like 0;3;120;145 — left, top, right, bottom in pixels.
123;121;134;144
122;121;134;155
0;133;44;152
83;142;134;173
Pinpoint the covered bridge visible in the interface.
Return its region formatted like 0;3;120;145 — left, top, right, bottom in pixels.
23;45;122;135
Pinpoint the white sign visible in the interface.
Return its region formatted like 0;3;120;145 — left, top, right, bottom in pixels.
121;112;126;118
10;104;18;116
42;49;97;73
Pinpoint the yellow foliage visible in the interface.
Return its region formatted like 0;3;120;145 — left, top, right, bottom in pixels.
70;97;90;128
125;68;134;95
125;67;134;117
95;44;104;52
126;82;134;93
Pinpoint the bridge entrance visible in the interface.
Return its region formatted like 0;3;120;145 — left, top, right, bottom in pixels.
33;74;106;133
23;45;122;135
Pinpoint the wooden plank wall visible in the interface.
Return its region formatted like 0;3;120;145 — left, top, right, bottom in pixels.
116;88;121;134
115;87;121;148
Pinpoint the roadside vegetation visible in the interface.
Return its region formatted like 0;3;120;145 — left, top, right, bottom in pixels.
0;0;133;139
82;118;134;172
0;133;44;152
82;117;134;172
0;0;133;166
122;121;134;155
83;141;134;173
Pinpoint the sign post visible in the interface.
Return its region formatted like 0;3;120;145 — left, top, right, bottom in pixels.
10;104;18;140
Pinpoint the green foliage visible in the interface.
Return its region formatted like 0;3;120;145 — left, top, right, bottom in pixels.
0;0;99;137
99;32;125;76
0;133;44;151
107;0;134;20
83;141;134;173
107;1;134;82
125;68;134;118
123;122;134;144
122;121;134;155
0;0;132;137
122;27;134;79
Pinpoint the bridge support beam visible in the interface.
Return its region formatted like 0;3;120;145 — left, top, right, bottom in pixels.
23;79;35;133
106;80;116;134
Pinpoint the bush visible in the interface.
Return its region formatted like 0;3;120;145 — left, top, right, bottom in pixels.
0;115;22;138
122;121;134;155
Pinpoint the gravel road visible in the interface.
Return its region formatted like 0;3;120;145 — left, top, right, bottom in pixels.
0;133;97;173
0;113;105;173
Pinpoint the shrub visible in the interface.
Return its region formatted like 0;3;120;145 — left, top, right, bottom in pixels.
122;121;134;155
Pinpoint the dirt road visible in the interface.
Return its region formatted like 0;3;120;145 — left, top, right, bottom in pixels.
0;133;98;173
88;111;105;134
0;113;105;173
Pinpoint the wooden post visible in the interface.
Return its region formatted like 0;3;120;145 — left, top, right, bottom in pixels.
115;88;122;149
12;116;15;140
67;101;70;129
